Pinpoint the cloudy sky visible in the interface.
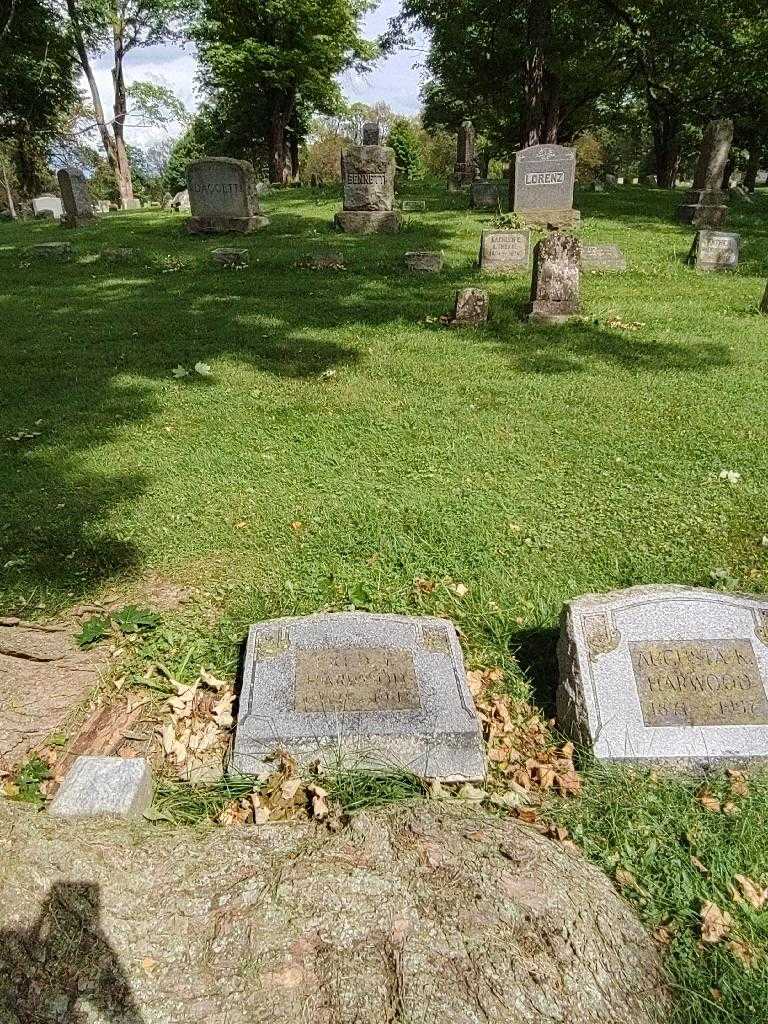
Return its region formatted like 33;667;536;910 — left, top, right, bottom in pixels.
85;0;429;148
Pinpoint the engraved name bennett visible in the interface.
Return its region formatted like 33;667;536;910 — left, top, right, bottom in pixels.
346;173;386;186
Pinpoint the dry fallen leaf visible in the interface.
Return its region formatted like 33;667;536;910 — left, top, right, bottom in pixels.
727;938;757;968
141;958;158;975
698;791;721;814
727;769;750;798
732;874;768;911
700;901;732;944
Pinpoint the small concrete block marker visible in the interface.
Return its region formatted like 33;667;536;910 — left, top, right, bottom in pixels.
232;612;486;781
525;232;581;323
686;230;739;271
448;288;489;326
479;229;530;273
212;247;249;268
28;242;72;261
405;251;443;273
49;755;153;818
557;585;768;765
580;244;627;272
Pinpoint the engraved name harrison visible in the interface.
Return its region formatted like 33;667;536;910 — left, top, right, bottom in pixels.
295;647;421;712
630;639;768;727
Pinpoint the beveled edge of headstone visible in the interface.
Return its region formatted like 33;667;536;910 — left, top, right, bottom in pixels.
556;584;768;768
48;755;153;818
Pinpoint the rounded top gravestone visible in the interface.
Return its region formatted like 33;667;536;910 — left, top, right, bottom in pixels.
186;157;269;234
513;144;579;227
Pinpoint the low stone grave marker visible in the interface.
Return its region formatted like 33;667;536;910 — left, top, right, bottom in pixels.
232;613;485;781
401;199;426;212
513;144;579;227
212;247;249;268
297;251;346;270
471;180;501;210
581;244;627;272
101;246;139;264
479;229;530;273
57;168;95;228
557;585;768;765
362;121;381;146
448;288;490;327
49;755;152;818
186;157;269;234
171;189;190;212
28;242;72;261
686;230;739;271
32;195;63;220
525;233;581;323
94;200;111;214
405;251;443;273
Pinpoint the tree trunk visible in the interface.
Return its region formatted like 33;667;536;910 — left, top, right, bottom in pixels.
0;159;17;219
648;97;680;188
111;20;135;205
744;145;759;193
269;108;288;184
513;0;560;204
289;131;300;183
66;0;119;177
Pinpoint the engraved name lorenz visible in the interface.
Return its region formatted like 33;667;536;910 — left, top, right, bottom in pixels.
630;639;768;727
525;171;565;185
295;647;421;712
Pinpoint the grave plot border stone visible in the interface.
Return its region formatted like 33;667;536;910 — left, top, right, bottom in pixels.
557;585;768;765
479;229;531;273
232;612;486;781
49;755;153;818
686;230;740;271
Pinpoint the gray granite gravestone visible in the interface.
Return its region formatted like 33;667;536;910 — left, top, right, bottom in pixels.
479;229;530;273
232;613;485;781
405;251;443;272
686;230;739;271
57;168;95;228
449;288;490;326
32;195;63;220
122;198;142;210
49;756;153;818
335;144;400;233
470;180;501;210
678;119;733;228
525;233;581;323
557;586;768;765
362;121;381;146
581;244;627;272
186;157;269;234
171;189;190;212
449;119;477;190
513;145;579;227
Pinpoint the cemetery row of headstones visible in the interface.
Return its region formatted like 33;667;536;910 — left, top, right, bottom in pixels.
49;582;768;816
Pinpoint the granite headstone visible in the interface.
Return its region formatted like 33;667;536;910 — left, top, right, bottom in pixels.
232;613;485;781
57;168;95;228
513;145;579;227
686;230;739;271
49;756;153;818
479;229;530;272
362;122;381;146
335;144;400;233
470;180;501;210
557;585;768;765
186;157;269;234
32;195;63;220
449;119;477;190
449;288;489;326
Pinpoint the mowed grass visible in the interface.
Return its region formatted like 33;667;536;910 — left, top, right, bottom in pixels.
2;183;768;1021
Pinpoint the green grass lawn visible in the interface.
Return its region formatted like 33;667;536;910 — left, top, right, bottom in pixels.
3;183;768;1021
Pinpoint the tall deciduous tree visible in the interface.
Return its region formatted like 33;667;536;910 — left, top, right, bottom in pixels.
64;0;187;205
192;0;376;183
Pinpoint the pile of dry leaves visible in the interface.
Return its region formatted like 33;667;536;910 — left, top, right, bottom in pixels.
217;751;340;828
154;667;235;782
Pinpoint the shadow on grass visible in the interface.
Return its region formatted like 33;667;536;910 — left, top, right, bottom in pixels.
0;186;757;607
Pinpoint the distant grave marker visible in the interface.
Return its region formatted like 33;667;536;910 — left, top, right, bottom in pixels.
470;180;501;210
686;230;739;271
448;119;477;190
362;121;381;146
513;145;579;227
57;168;95;228
448;288;490;326
479;229;530;273
232;613;485;781
404;251;443;272
186;157;269;234
557;586;768;764
401;199;426;212
32;195;62;220
581;244;627;272
679;119;733;228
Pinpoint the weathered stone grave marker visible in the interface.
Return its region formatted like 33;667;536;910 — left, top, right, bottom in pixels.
405;251;443;273
186;157;269;234
49;755;153;818
678;119;733;228
581;244;627;272
448;119;477;190
448;288;490;326
513;145;579;227
335;140;400;234
686;230;739;271
232;613;485;780
212;247;249;268
57;168;95;228
32;195;63;220
557;585;768;764
525;233;581;323
362;121;381;146
479;229;530;273
28;242;72;261
470;180;500;210
401;199;426;212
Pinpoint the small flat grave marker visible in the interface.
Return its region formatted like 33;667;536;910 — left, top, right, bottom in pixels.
479;229;530;273
581;244;627;272
405;251;443;273
557;585;768;764
687;230;739;271
212;247;249;268
232;613;485;781
28;242;72;261
49;756;152;818
401;199;426;212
